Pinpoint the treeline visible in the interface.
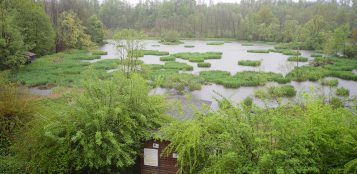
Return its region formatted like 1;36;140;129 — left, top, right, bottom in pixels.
0;0;104;69
41;0;357;53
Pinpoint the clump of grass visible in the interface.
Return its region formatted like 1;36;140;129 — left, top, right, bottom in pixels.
160;56;176;61
130;50;169;57
91;50;107;55
207;41;224;45
199;71;289;88
142;50;169;56
320;79;338;87
287;56;308;62
311;53;323;57
255;85;296;99
247;50;269;53
164;62;193;71
336;87;349;96
160;40;184;45
281;50;301;56
197;62;211;68
152;45;160;47
238;60;261;67
173;52;222;62
184;45;195;48
274;44;290;49
286;66;326;82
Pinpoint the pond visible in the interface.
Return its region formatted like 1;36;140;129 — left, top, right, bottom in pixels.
100;40;357;108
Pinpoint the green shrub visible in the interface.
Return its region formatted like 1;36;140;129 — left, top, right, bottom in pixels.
207;41;224;45
320;79;339;87
336;87;349;96
160;30;183;45
197;62;211;68
247;50;269;53
287;56;308;62
238;60;261;66
160;56;176;61
184;45;195;48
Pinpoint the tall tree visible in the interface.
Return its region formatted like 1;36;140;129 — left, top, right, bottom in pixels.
87;15;104;43
56;11;93;51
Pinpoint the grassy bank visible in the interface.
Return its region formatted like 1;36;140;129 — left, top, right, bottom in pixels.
238;60;261;66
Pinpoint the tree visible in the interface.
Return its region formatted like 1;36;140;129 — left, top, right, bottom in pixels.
0;7;26;69
56;11;93;51
114;29;146;77
87;15;104;43
13;71;166;173
324;24;350;56
301;16;327;50
13;0;55;55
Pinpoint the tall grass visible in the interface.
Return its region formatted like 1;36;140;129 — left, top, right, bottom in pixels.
247;50;269;53
255;85;296;99
197;62;211;68
287;56;308;62
207;41;224;45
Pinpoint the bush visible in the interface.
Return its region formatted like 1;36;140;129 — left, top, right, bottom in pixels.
287;56;308;62
160;56;176;61
197;62;211;68
207;41;224;45
160;30;183;45
320;79;338;87
336;87;349;96
247;50;269;53
238;60;261;66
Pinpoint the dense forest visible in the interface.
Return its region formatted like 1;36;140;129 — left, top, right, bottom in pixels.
1;0;357;173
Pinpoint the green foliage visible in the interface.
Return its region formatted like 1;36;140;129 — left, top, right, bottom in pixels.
336;87;349;96
57;12;94;51
87;15;104;43
311;53;323;57
160;56;176;61
0;7;26;70
287;56;308;62
255;85;296;99
13;71;167;173
160;97;357;173
207;41;224;45
238;60;261;66
12;0;55;55
197;62;211;68
184;45;195;48
287;66;326;82
142;50;169;56
247;50;270;53
241;43;254;46
320;79;339;87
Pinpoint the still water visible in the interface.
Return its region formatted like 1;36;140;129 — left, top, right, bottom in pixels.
100;40;357;107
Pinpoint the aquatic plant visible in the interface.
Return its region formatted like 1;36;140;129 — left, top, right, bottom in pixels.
336;87;349;96
164;62;193;71
255;85;296;99
197;62;211;68
247;50;269;53
320;79;338;87
207;41;224;45
184;45;195;48
238;60;261;66
160;56;176;61
91;50;108;55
